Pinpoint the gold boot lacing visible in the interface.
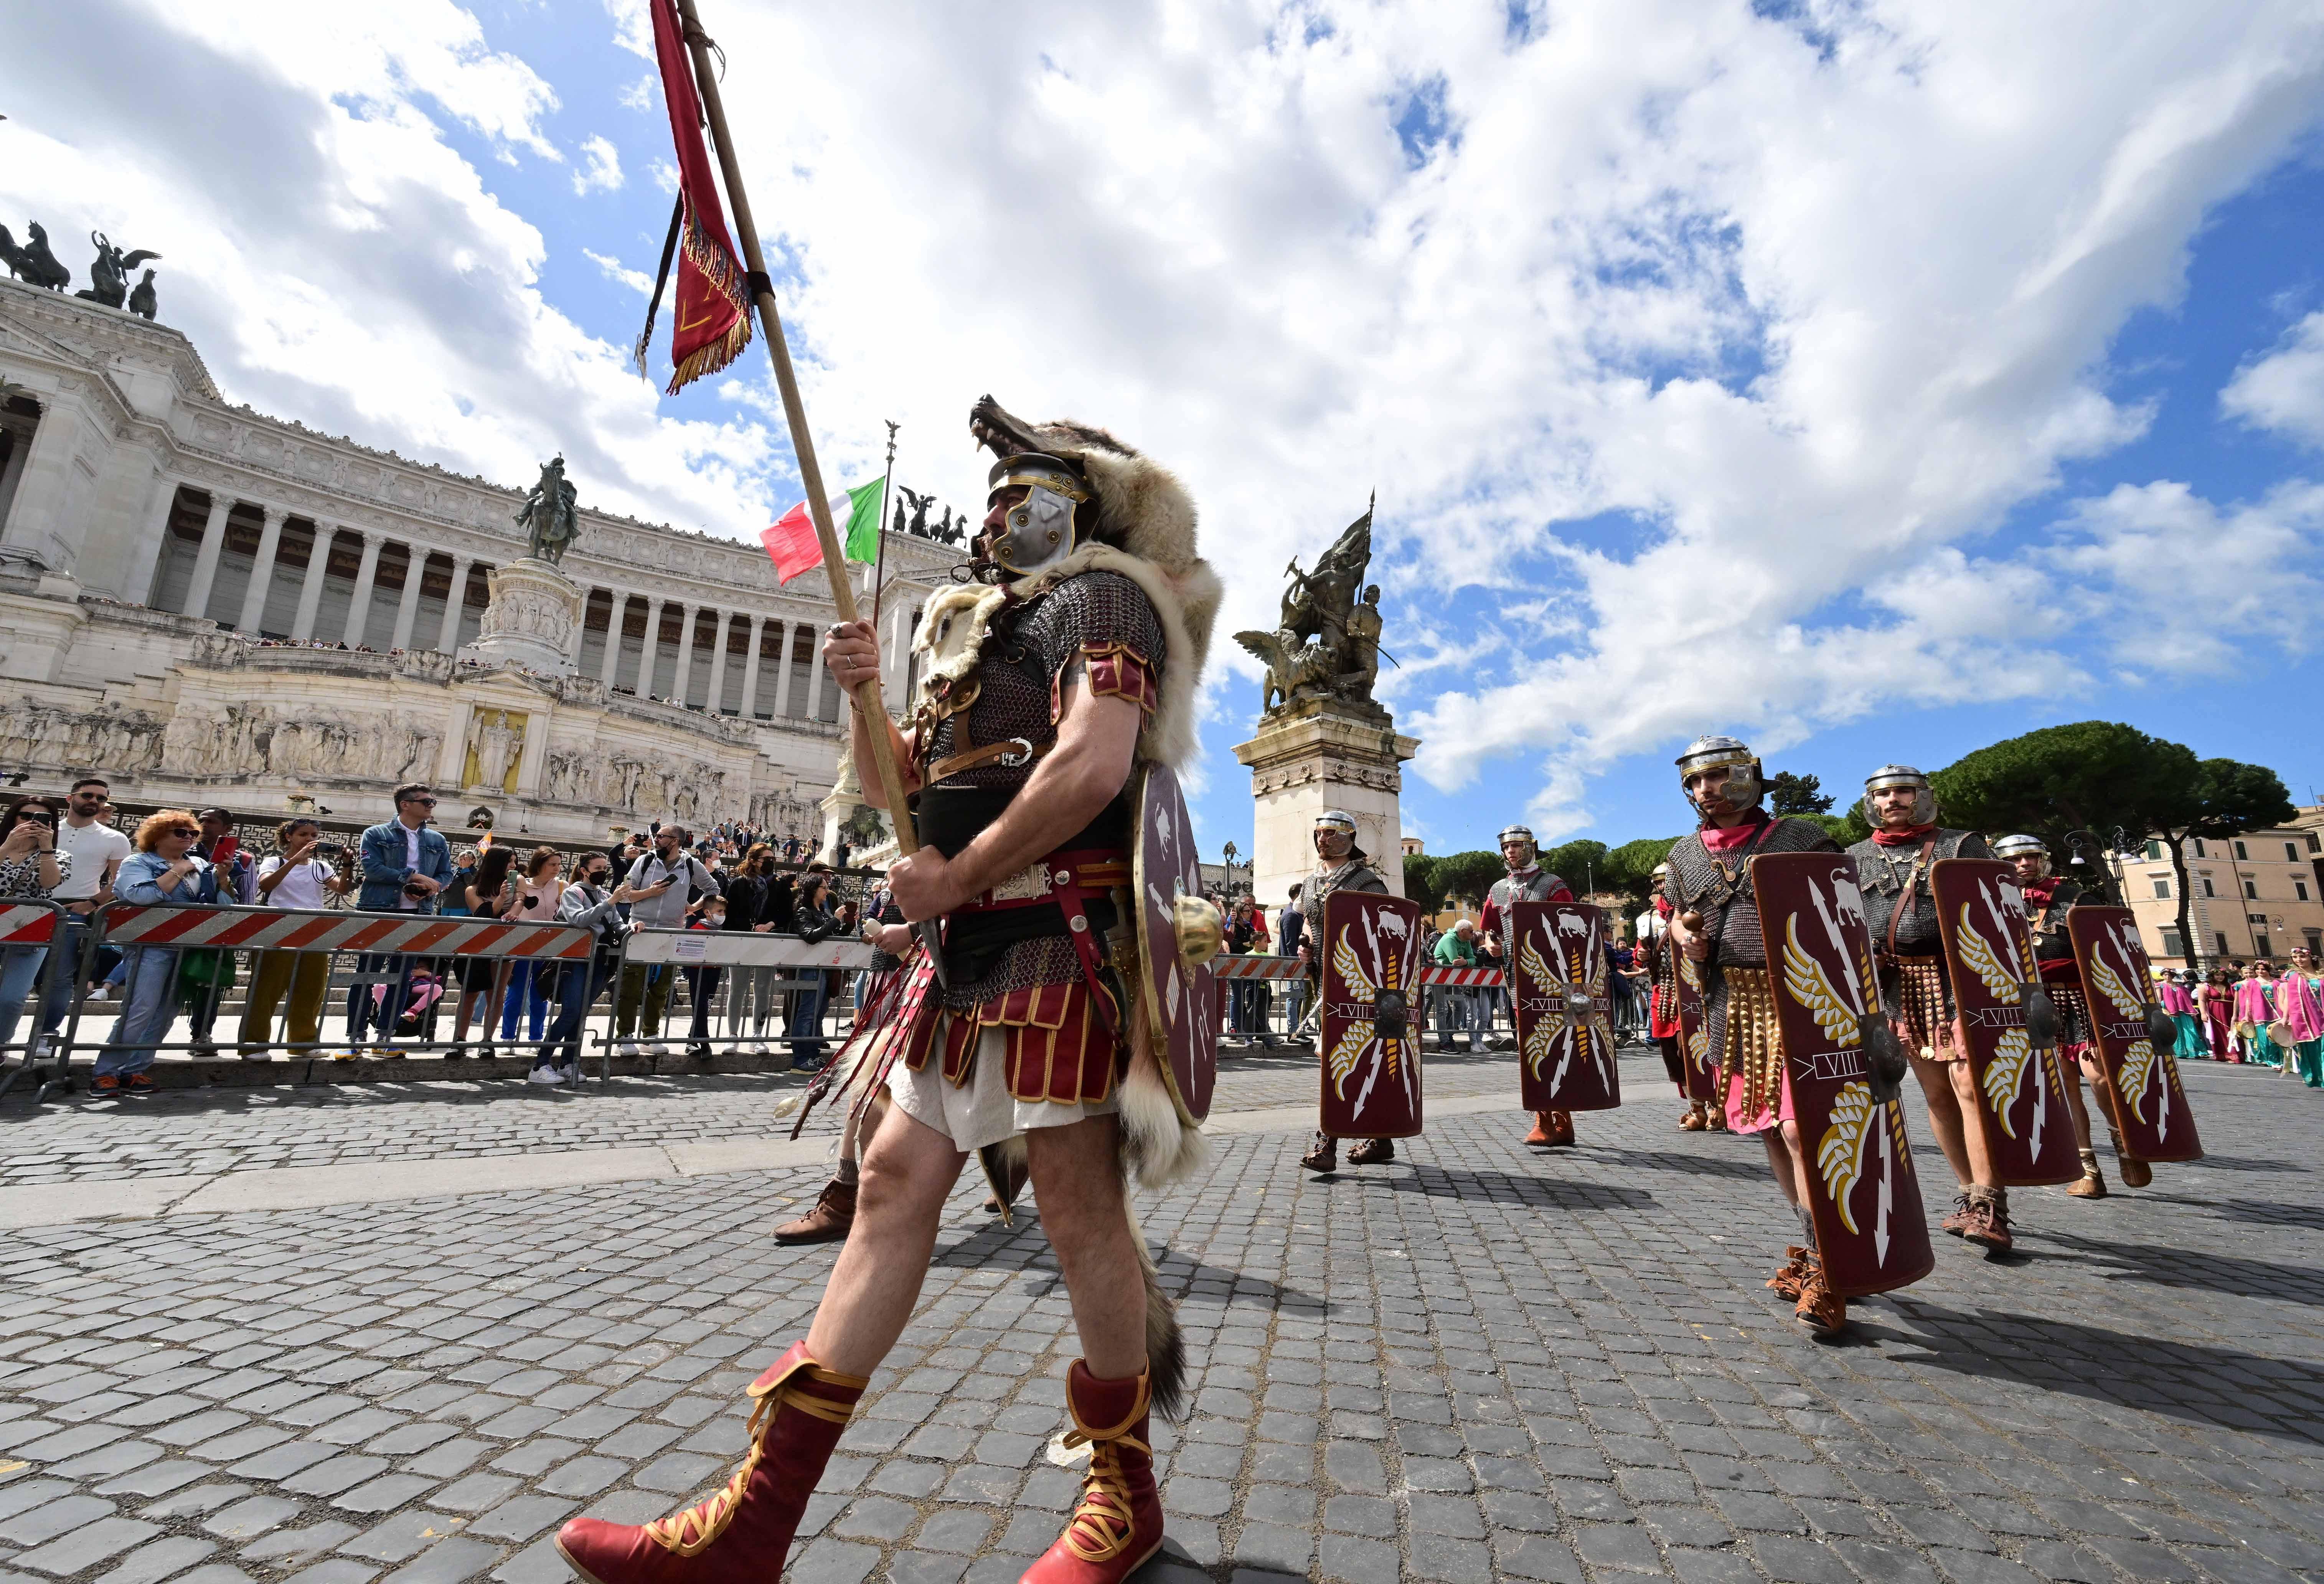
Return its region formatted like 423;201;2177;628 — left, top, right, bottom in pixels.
1056;1373;1152;1565
1058;1426;1151;1563
643;1368;859;1556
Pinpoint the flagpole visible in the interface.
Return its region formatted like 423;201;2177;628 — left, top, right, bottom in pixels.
675;0;920;858
871;419;897;629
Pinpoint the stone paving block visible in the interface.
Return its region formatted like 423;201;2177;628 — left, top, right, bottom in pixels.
337;1513;468;1565
334;1475;440;1515
376;1536;498;1584
465;1497;572;1544
282;1564;381;1584
242;1522;364;1565
204;1495;304;1539
12;1516;163;1576
87;1534;217;1584
0;1494;114;1547
1493;1532;1585;1582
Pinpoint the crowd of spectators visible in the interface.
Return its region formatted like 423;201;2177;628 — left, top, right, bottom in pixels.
0;776;875;1096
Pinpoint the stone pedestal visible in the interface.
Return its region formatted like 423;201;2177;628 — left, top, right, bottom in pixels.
457;557;582;677
1232;699;1419;910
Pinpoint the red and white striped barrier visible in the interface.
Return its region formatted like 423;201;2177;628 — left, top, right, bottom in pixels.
621;929;876;970
98;904;592;960
0;905;61;945
1211;953;1505;988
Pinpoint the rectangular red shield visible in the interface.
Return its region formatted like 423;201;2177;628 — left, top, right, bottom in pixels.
2068;907;2204;1165
1751;851;1935;1299
1511;901;1621;1111
1318;890;1424;1139
1930;859;2083;1187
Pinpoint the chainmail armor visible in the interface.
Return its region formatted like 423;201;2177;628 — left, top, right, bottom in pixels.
1847;828;1989;952
927;568;1165;1011
1662;816;1841;1069
923;570;1166;791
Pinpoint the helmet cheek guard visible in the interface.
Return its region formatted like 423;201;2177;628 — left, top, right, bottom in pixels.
985;453;1091;577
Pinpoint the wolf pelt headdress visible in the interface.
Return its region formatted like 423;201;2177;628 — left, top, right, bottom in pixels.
903;397;1222;1417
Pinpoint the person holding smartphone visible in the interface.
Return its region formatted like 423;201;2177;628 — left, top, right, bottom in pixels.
239;818;350;1058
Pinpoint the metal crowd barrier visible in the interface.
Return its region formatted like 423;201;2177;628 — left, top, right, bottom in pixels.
593;927;875;1082
0;901;75;1103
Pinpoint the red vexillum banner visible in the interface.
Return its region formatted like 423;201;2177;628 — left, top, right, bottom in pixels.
643;0;752;393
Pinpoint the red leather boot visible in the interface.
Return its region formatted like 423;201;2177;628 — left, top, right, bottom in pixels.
557;1341;866;1584
1545;1110;1575;1147
1523;1112;1554;1147
1021;1362;1164;1584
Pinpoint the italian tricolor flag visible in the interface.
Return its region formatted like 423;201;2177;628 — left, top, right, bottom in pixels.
760;480;884;584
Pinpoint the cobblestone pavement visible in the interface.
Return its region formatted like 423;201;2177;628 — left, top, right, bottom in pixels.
2;1053;2321;1584
0;1043;1524;1188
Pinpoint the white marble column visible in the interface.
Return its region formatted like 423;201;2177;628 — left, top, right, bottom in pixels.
341;531;384;646
436;555;474;652
598;593;627;686
233;505;289;633
389;545;429;651
704;609;733;713
673;603;701;706
635;597;666;698
290;524;333;640
566;584;592;665
737;615;765;719
126;475;183;608
772;619;796;718
181;493;234;620
806;618;828;720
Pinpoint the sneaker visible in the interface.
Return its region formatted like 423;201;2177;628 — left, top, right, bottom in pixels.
688;1042;714;1061
91;1073;121;1095
477;1043;496;1061
616;1038;641;1058
526;1063;562;1086
187;1041;218;1059
238;1046;271;1062
441;1043;467;1060
646;1041;671;1058
560;1062;583;1087
125;1073;157;1094
746;1039;770;1056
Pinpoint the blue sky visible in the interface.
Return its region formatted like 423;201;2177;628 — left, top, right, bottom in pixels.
9;1;2324;863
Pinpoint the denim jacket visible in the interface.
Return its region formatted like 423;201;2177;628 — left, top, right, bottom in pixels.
116;851;218;908
357;821;454;912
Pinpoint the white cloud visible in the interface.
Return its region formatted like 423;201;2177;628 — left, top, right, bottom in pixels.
583;248;654;296
9;0;2324;828
619;73;656;112
2222;310;2324;447
572;134;624;196
648;158;678;195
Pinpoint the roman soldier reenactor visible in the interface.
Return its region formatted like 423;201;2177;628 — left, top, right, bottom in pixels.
1660;735;1853;1335
1298;810;1395;1174
1640;861;1720;1131
556;398;1222;1584
1994;833;2151;1200
1848;768;2008;1247
1476;823;1577;1147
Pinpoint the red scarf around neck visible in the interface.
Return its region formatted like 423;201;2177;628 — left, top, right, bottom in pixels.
1870;823;1937;847
1699;808;1772;853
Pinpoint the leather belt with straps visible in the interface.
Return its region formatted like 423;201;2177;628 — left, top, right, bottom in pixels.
925;734;1055;785
954;848;1135;1043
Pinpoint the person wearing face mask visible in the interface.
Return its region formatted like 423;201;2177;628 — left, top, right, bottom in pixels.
1660;736;1853;1336
1295;811;1397;1175
1847;767;2011;1250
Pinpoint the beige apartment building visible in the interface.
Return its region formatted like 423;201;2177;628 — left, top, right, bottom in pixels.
2110;805;2324;969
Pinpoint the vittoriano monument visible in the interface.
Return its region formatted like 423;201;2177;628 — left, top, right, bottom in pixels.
459;455;586;675
1232;500;1418;906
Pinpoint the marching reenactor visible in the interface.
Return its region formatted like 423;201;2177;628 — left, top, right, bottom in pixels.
1994;834;2151;1199
558;396;1221;1584
1640;862;1720;1130
1477;823;1578;1147
1848;768;2008;1247
1660;736;1854;1334
1298;810;1396;1174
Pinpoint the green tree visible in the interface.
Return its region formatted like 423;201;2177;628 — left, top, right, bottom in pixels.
1432;850;1506;910
1930;721;2293;964
1602;835;1682;911
1540;839;1608;895
1767;772;1835;816
1403;853;1445;915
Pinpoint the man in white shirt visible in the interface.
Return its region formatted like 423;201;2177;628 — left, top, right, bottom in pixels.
616;825;719;1055
39;777;132;1047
